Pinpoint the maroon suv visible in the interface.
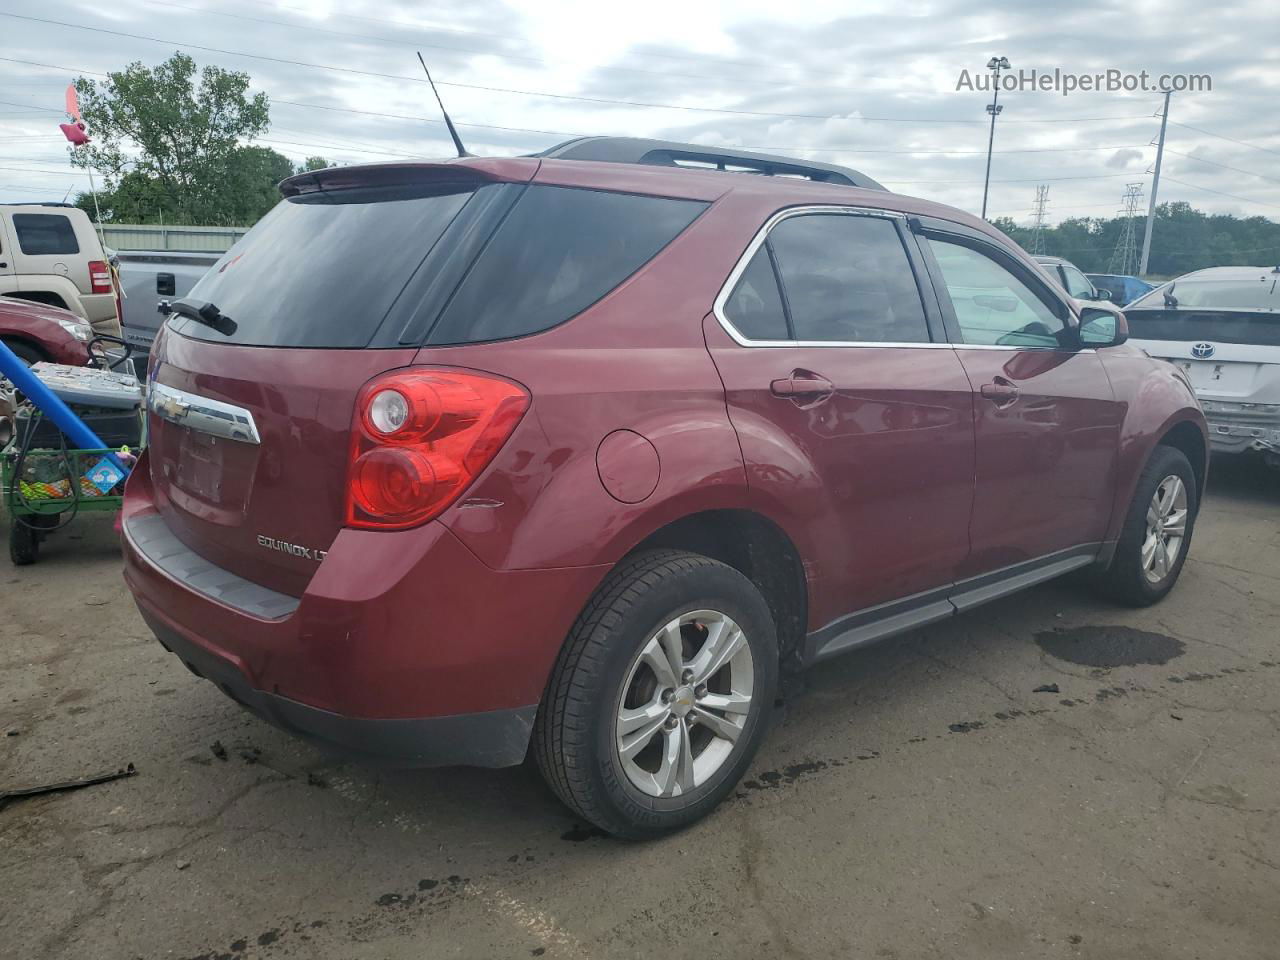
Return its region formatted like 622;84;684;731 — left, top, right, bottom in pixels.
122;138;1207;836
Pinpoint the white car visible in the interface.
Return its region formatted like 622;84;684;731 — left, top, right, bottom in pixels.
1034;255;1115;310
1124;266;1280;465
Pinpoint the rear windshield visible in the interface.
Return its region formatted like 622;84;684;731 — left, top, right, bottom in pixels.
1129;275;1279;311
172;182;706;349
12;213;80;256
1126;310;1280;346
173;183;474;348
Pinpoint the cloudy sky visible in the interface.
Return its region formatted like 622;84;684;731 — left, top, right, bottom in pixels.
1;0;1277;228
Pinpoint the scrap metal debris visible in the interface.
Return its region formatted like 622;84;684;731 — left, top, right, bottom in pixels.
0;763;136;809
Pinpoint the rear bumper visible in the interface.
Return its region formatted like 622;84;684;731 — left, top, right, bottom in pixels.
121;465;609;768
1201;408;1280;454
137;604;535;767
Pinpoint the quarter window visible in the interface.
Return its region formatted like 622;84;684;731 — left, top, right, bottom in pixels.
766;214;930;343
723;246;788;340
12;214;80;256
928;238;1066;348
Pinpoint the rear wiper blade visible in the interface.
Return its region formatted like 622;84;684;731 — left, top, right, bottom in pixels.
160;297;237;336
1162;283;1178;309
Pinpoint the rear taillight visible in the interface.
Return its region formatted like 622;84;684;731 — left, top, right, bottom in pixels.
89;260;113;294
345;368;530;530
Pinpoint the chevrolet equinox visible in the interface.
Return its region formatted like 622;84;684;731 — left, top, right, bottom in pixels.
122;137;1209;837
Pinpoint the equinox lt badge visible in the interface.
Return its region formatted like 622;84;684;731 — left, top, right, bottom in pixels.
257;535;327;562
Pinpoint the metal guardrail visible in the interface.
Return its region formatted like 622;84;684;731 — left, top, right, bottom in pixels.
100;224;248;253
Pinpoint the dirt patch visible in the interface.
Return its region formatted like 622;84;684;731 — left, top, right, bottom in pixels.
1035;626;1185;668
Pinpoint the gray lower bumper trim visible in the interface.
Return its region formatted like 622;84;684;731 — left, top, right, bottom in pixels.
126;513;300;620
138;607;536;769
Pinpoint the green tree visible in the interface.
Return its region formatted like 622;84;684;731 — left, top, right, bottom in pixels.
71;52;275;224
993;204;1280;278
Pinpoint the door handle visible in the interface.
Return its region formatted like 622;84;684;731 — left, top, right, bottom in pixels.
980;377;1019;405
770;372;834;400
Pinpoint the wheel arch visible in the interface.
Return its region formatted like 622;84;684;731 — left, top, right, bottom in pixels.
620;508;809;673
0;334;50;363
1157;417;1208;500
5;289;72;312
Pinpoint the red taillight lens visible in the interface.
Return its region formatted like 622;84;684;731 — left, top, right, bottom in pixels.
345;368;529;530
89;260;113;294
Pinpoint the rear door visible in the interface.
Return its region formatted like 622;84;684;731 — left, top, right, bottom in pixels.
704;207;975;638
146;179;487;596
917;223;1122;577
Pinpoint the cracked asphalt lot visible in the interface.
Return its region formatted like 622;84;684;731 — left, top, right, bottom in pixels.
2;456;1278;959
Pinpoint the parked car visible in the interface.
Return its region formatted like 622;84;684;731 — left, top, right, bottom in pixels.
1086;272;1156;306
116;250;218;368
1034;255;1113;308
0;203;122;337
121;138;1208;837
1125;266;1279;465
0;296;93;367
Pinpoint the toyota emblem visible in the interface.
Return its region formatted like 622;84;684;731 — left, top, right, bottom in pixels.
1191;342;1215;359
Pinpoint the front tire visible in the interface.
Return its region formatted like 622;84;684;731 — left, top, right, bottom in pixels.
534;550;778;838
1100;445;1198;606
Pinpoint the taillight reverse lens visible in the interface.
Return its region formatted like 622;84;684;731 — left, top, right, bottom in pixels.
346;368;529;530
88;260;113;294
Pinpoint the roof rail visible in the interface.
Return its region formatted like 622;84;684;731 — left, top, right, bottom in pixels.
536;137;886;191
0;201;77;208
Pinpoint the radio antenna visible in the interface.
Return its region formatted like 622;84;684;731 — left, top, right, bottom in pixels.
417;52;470;157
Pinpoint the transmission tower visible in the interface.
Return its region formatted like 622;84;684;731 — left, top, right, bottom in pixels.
1108;182;1144;276
1029;184;1050;255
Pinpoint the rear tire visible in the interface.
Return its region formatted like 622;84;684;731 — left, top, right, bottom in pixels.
1098;445;1198;607
9;520;39;565
534;550;778;839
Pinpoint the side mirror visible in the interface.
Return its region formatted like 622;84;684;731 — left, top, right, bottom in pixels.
1078;306;1128;348
1094;287;1113;303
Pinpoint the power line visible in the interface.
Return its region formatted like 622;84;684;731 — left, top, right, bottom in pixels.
1163;149;1280;186
1167;120;1280;158
139;0;794;90
887;172;1135;185
0;14;1154;126
1160;176;1280;212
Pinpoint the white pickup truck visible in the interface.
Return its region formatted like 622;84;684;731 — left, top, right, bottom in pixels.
1124;266;1280;466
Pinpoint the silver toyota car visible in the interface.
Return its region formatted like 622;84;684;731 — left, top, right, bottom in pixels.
1125;266;1280;466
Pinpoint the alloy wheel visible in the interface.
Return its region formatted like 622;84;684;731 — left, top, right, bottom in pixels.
1142;474;1188;584
614;610;754;798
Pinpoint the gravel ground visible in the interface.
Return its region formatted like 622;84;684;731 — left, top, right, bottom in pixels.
1;454;1277;960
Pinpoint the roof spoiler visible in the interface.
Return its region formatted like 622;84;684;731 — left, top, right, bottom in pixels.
278;159;536;198
536;137;886;191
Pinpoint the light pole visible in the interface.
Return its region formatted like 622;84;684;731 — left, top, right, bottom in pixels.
981;56;1010;220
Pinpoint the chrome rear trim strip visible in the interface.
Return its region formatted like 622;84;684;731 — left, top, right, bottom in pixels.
148;382;261;445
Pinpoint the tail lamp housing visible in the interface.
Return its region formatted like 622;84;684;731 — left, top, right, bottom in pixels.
346;368;530;530
88;260;113;295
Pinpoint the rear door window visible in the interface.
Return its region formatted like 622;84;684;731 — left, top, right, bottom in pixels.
427;186;707;345
12;213;80;256
765;213;930;343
